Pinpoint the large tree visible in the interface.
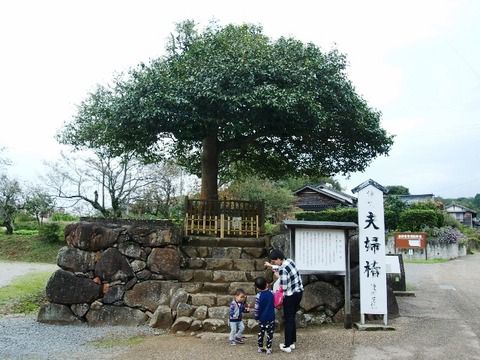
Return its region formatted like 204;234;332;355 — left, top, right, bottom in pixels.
59;21;393;200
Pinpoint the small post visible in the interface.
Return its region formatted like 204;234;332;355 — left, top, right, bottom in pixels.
220;214;225;239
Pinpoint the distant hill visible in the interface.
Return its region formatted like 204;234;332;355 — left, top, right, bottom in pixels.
437;194;480;214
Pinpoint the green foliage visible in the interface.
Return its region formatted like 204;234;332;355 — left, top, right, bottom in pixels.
398;209;443;231
59;21;393;200
409;200;440;211
24;189;55;224
263;222;280;235
438;194;480;213
459;226;480;250
404;258;448;264
15;212;36;222
384;195;407;231
225;177;294;223
13;229;39;236
295;208;358;223
386;185;409;195
0;272;52;315
37;223;62;243
0;233;63;263
277;176;342;192
50;212;79;222
0;174;22;234
442;212;462;228
14;220;38;231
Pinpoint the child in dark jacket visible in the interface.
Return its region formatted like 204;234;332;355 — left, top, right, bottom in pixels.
254;277;275;355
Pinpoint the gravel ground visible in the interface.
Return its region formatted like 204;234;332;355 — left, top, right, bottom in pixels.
3;257;480;359
0;314;159;360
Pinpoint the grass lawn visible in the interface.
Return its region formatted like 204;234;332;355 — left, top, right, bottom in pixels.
0;271;53;315
0;233;64;264
404;258;449;264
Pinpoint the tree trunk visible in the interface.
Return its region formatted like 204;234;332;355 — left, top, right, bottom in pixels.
3;221;13;235
200;134;219;200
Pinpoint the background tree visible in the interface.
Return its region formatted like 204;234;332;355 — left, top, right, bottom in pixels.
45;150;156;218
0;175;22;234
129;162;187;219
386;185;410;195
277;176;343;192
0;146;11;171
222;176;295;223
24;187;55;225
59;21;393;201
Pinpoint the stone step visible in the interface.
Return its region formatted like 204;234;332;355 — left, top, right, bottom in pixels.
179;269;267;283
180;245;267;260
188;290;258;307
185;258;266;272
183;236;267;249
180;281;258;296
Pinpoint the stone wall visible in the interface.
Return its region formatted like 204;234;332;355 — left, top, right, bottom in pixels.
38;220;396;331
38;220;185;327
386;236;467;260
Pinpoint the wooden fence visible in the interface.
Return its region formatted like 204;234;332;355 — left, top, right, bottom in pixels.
184;198;265;238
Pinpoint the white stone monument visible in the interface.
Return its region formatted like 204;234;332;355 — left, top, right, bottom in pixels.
352;179;388;325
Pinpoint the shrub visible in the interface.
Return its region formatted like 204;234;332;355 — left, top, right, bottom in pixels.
14;220;39;231
398;209;442;231
295;208;358;223
13;229;39;236
15;212;37;222
459;226;480;251
429;226;465;245
38;223;62;243
50;212;79;222
442;212;462;228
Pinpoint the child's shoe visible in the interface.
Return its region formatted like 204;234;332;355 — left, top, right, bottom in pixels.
258;347;266;353
290;343;296;350
266;349;272;355
235;337;245;344
230;340;237;345
279;344;292;353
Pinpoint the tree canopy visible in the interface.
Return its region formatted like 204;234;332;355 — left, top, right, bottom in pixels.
59;21;393;200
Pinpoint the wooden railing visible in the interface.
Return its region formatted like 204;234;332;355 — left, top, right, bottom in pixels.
184;197;265;238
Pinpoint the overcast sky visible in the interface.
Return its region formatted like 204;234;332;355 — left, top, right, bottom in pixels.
0;0;479;198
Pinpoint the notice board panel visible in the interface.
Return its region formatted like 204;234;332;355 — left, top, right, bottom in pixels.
394;232;427;249
294;228;346;273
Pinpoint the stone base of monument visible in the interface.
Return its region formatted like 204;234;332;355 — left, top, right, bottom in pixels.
354;322;395;331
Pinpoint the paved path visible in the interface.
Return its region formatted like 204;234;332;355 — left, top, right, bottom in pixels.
0;261;57;287
117;253;480;360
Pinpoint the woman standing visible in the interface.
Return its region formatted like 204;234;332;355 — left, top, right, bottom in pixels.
265;249;304;354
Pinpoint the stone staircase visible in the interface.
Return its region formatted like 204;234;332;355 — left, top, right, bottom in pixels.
176;235;271;331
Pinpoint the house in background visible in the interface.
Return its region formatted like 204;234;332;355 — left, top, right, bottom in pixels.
393;194;435;205
445;204;477;227
294;184;357;211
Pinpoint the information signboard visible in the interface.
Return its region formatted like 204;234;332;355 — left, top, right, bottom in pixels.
295;228;346;273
